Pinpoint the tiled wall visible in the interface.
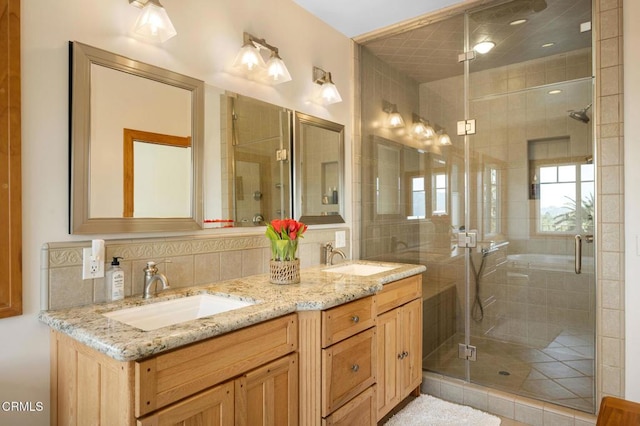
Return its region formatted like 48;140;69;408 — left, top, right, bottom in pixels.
42;228;349;310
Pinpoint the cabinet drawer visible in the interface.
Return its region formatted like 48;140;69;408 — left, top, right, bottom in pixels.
322;328;376;416
375;275;421;315
322;297;374;347
322;386;376;426
135;314;297;417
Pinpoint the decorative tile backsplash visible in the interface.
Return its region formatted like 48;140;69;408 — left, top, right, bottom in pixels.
42;228;349;310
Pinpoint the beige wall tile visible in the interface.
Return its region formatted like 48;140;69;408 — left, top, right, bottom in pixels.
194;252;221;285
49;266;93;309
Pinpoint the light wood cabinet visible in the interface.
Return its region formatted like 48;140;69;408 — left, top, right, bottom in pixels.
299;297;377;426
322;385;376;426
137;381;234;426
375;275;423;421
50;314;298;426
235;353;298;426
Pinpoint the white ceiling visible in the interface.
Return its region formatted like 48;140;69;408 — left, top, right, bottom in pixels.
292;0;463;38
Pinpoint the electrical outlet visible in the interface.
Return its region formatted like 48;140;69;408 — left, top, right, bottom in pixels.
335;230;346;248
82;247;105;280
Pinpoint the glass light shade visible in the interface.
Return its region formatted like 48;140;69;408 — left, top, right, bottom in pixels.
438;132;452;145
411;121;435;139
263;54;292;84
318;81;342;105
132;2;177;43
232;43;266;73
387;112;405;128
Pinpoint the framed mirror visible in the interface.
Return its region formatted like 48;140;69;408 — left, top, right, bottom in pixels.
294;112;345;224
69;41;204;234
221;94;293;227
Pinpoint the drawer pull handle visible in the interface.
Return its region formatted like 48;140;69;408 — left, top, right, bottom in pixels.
351;364;360;372
351;315;360;323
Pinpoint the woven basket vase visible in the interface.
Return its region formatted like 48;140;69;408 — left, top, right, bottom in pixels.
269;259;300;285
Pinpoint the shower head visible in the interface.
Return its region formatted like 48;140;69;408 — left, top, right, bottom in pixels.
569;103;592;124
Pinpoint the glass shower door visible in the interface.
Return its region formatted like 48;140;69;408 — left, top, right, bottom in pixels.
465;0;595;412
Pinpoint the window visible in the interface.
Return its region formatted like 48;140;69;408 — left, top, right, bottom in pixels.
407;176;426;219
485;167;500;235
432;173;447;215
536;162;594;233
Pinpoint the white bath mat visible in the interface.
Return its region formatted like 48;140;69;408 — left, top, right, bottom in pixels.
384;394;501;425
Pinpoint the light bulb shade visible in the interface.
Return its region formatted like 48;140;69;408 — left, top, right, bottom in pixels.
132;2;177;43
411;121;435;139
317;81;342;105
424;123;435;138
387;112;405;128
232;43;266;74
263;54;292;84
438;132;452;145
411;121;427;138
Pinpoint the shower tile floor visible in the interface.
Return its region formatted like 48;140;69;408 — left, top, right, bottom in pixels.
423;328;595;412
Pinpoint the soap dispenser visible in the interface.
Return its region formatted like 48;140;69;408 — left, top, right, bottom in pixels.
105;257;125;301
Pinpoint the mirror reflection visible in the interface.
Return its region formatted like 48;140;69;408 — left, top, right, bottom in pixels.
214;94;292;227
295;112;345;224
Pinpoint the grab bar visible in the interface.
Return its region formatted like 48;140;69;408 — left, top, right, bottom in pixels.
574;234;594;274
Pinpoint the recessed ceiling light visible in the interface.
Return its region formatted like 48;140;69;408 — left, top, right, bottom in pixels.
509;19;528;25
542;42;555;48
548;89;562;94
473;41;496;54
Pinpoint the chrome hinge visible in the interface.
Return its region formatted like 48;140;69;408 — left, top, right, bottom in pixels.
276;148;288;161
457;231;477;248
458;51;476;62
458;343;477;361
457;119;476;135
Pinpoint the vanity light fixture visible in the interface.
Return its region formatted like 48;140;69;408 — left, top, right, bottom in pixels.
312;66;342;105
473;41;496;54
232;32;292;85
410;113;435;140
383;100;405;128
128;0;177;43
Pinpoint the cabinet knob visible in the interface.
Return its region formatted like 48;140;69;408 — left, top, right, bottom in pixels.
351;315;360;323
398;351;409;359
351;364;360;372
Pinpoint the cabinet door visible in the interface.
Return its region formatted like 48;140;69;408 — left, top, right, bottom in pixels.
235;353;298;426
137;381;234;426
376;309;401;421
400;298;423;395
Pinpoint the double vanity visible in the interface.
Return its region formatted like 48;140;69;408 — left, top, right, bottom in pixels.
40;261;425;425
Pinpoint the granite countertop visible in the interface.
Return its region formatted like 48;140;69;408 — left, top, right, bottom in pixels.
39;260;425;362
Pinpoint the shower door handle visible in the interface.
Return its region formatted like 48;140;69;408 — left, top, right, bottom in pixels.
575;234;594;274
575;235;582;274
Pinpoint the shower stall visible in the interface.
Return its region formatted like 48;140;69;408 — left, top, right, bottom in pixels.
358;0;595;413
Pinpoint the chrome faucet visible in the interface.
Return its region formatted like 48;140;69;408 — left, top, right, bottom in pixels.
324;242;346;265
142;261;170;299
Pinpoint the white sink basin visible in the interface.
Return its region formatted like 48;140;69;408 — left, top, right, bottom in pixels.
323;264;398;276
102;294;254;331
